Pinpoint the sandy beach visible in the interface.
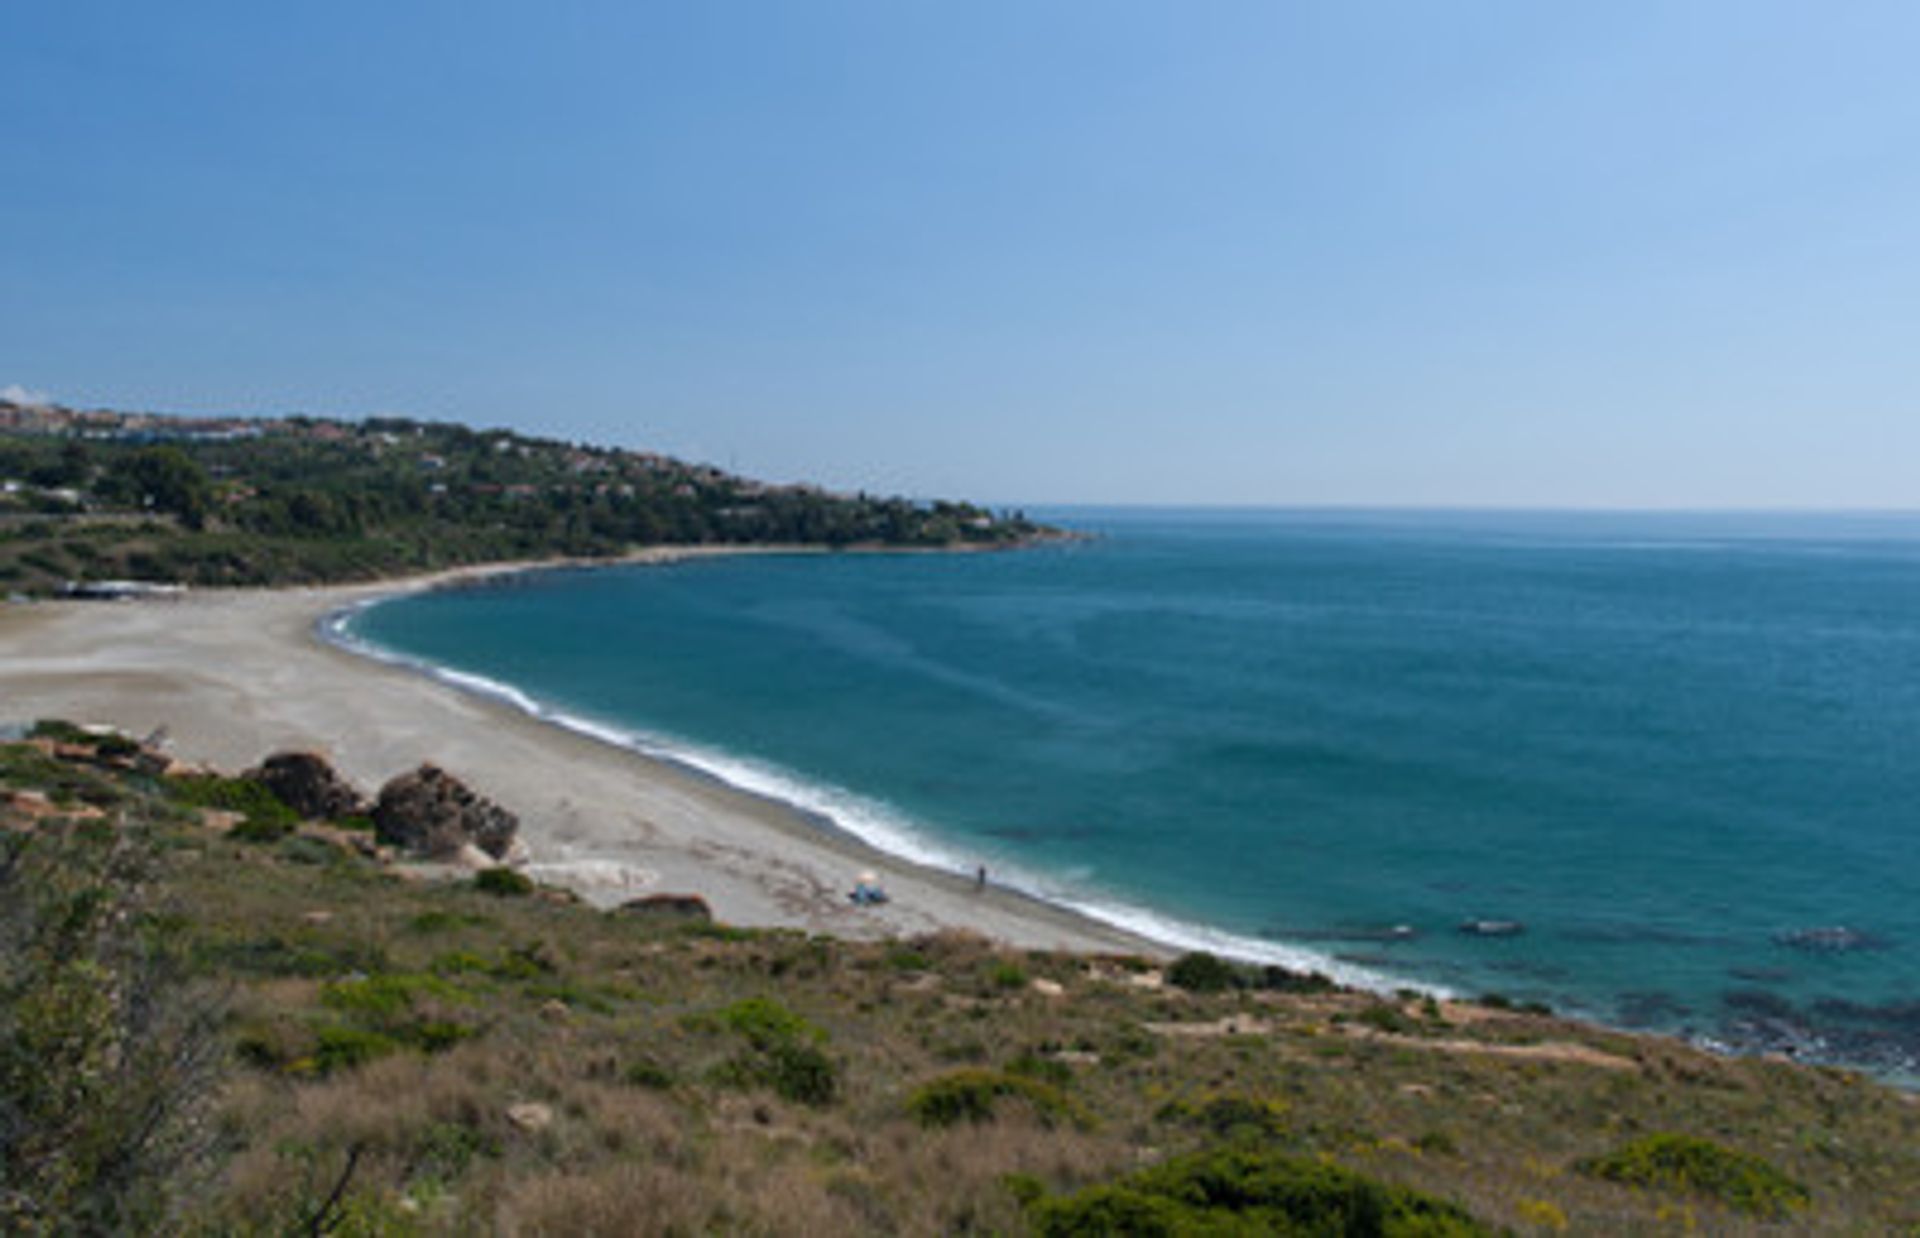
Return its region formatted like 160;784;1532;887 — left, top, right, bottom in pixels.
0;554;1156;956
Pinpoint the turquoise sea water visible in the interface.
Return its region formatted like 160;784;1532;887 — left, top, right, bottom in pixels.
343;510;1920;1076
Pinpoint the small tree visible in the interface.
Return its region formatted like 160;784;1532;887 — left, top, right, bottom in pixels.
0;820;224;1232
104;446;212;530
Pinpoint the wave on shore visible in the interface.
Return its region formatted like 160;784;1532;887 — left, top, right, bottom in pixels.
319;598;1416;996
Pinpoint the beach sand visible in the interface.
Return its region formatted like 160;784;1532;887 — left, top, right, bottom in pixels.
0;555;1156;956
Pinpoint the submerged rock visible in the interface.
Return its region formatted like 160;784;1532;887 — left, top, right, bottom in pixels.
246;751;366;820
1773;925;1891;954
372;763;519;860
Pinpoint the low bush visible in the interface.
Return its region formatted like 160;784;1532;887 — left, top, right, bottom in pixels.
1579;1133;1811;1219
988;961;1028;990
1355;1002;1417;1035
906;1069;1086;1130
763;1040;838;1106
711;996;838;1106
306;1026;400;1075
474;867;534;897
1005;1051;1073;1088
321;972;462;1018
1026;1145;1489;1236
720;996;823;1048
1166;951;1242;993
169;774;298;839
624;1056;675;1090
1156;1091;1289;1140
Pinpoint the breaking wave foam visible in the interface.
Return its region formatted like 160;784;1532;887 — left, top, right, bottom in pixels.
319;599;1432;998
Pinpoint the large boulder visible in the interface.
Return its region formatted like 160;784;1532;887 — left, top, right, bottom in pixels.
372;763;519;860
246;751;366;820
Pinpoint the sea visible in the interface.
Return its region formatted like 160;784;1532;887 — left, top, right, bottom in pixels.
339;508;1920;1080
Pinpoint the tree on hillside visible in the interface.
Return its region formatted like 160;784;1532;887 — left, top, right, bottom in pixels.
104;447;212;529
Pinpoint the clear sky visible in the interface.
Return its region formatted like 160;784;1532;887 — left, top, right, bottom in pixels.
5;3;1918;507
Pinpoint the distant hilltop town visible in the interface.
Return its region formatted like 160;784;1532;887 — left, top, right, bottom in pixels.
0;396;266;442
0;396;1047;594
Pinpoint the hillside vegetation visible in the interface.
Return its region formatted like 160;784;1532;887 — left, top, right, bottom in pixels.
0;401;1044;593
5;727;1919;1234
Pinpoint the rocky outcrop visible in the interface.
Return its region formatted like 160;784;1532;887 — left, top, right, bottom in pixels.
246;751;366;820
372;764;519;860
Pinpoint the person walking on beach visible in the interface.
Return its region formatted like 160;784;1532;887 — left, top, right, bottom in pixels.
975;864;988;891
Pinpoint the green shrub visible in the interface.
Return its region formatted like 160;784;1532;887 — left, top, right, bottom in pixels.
408;910;488;934
709;995;838;1106
764;1040;839;1106
720;996;823;1048
228;815;296;844
1026;1145;1489;1236
1261;965;1337;994
1156;1092;1289;1140
307;1026;400;1075
26;719;96;745
1580;1133;1810;1219
1006;1051;1073;1088
431;947;544;982
170;773;298;838
1167;951;1243;993
1356;1002;1416;1035
194;932;385;979
907;1069;1086;1130
317;972;475;1056
988;961;1029;990
624;1056;675;1090
473;867;534;897
27;721;141;762
321;972;462;1018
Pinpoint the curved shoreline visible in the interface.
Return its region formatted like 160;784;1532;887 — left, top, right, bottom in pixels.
321;555;1412;994
0;552;1169;958
5;553;1913;1085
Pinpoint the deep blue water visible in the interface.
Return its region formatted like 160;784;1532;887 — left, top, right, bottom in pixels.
345;510;1920;1075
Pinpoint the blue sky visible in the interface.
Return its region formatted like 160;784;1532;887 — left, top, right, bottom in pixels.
5;3;1918;507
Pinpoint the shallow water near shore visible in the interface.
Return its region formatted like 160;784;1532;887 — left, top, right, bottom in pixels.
347;509;1920;1077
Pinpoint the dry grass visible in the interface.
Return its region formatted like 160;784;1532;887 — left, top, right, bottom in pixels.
7;743;1920;1235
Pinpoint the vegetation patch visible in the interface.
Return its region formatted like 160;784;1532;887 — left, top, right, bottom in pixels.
169;773;298;839
1155;1091;1290;1141
1579;1133;1811;1219
711;996;838;1106
473;867;534;897
1026;1145;1489;1236
5;736;1919;1232
1166;950;1242;993
720;995;825;1048
906;1069;1087;1130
